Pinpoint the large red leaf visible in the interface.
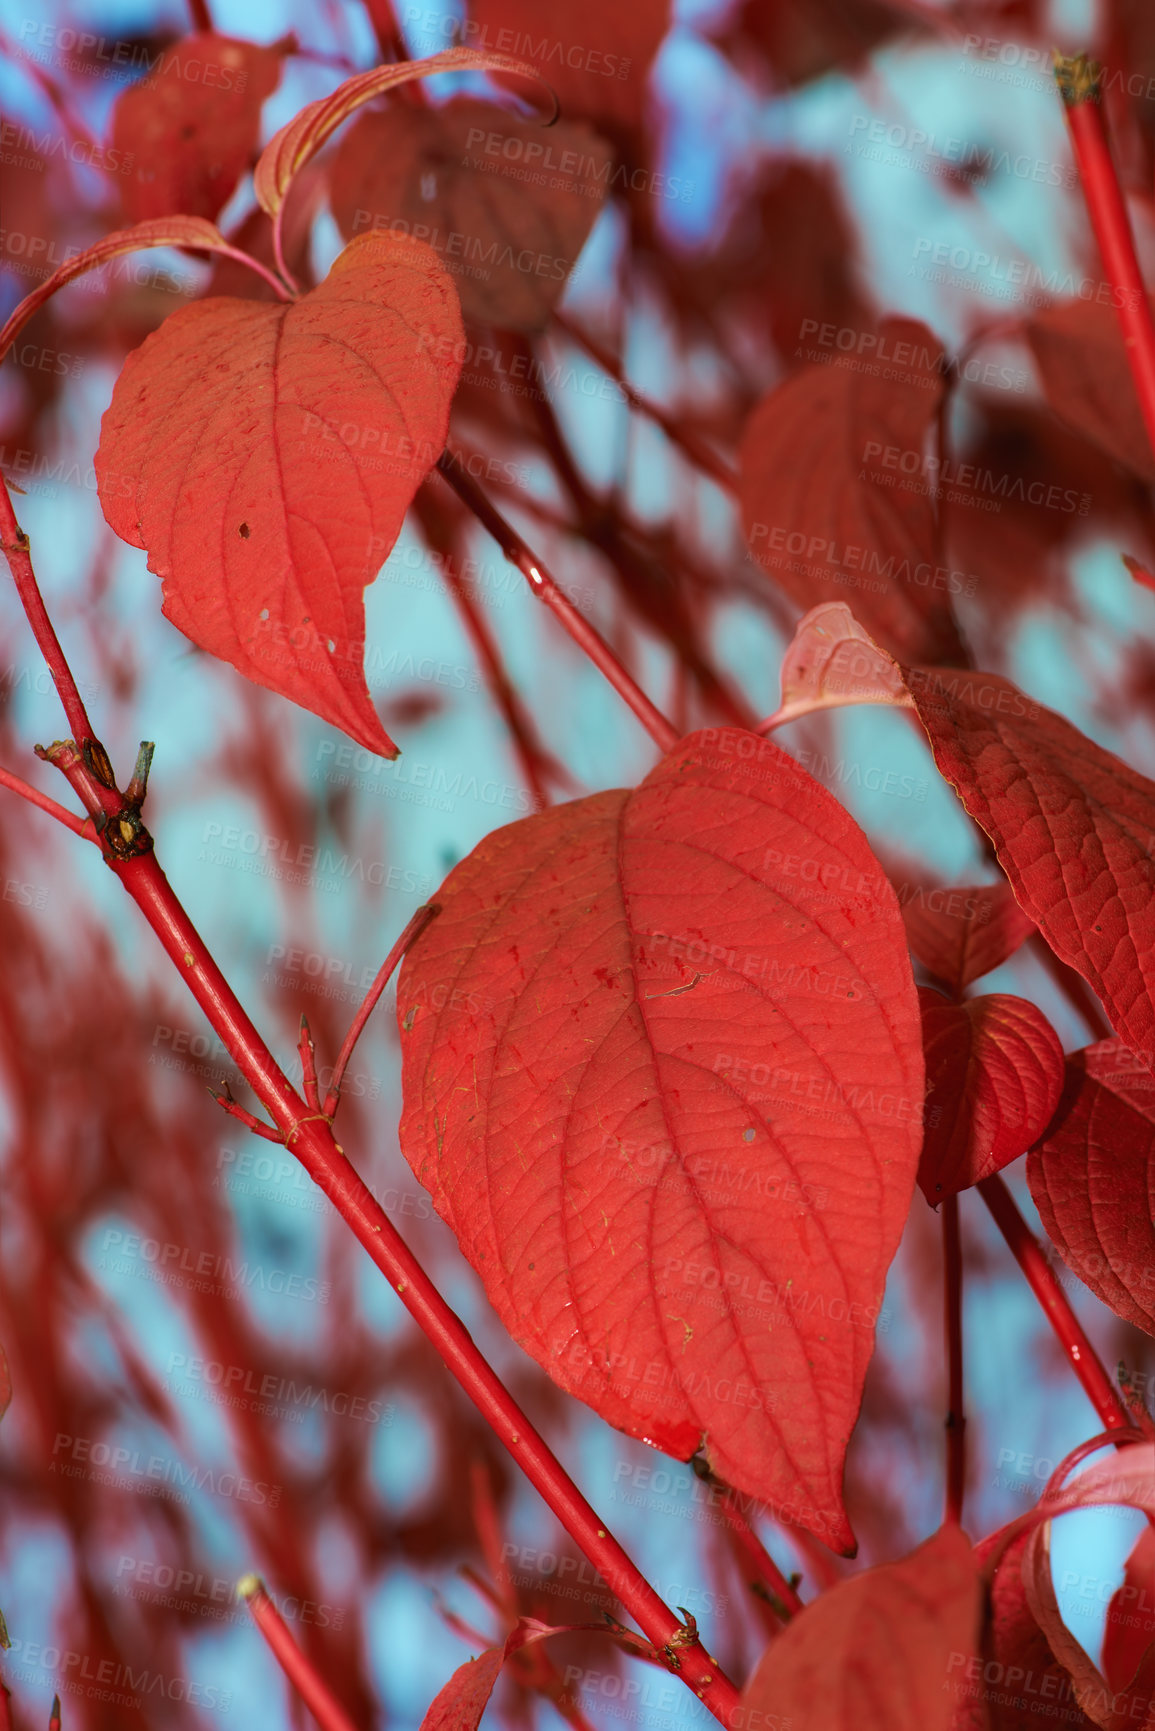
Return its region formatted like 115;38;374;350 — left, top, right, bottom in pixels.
905;666;1155;1069
95;231;463;757
1026;299;1155;485
1027;1039;1155;1337
397;727;925;1552
739;319;967;665
329;98;612;332
110;33;285;223
901;878;1036;996
918;990;1065;1203
742;1524;980;1731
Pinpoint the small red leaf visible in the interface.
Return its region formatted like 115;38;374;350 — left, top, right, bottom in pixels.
1027;1039;1155;1338
739;319;966;665
905;666;1155;1069
420;1621;561;1731
329;97;612;332
109;34;284;223
760;602;913;730
1124;553;1155;593
741;1524;980;1731
900;878;1036;995
398;727;924;1552
0;217;239;364
918;991;1064;1203
255;47;551;220
1104;1527;1155;1695
95;231;463;756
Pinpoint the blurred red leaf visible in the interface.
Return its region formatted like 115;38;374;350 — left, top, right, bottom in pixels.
917;989;1064;1203
739;318;967;664
461;0;670;130
901;879;1036;994
1026;298;1155;484
110;34;285;222
1124;553;1155;592
906;666;1155;1068
716;0;922;88
742;1524;980;1731
398;727;924;1552
329;97;611;331
95;231;463;757
420;1620;570;1731
1028;1039;1155;1337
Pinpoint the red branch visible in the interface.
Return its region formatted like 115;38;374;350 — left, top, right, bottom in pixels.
978;1175;1148;1435
0;493;740;1728
434;451;681;754
942;1195;966;1526
239;1577;358;1731
1056;52;1155;467
0;765;95;841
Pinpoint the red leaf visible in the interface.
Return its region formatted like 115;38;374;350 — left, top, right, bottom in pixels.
0;217;240;364
918;991;1064;1203
398;727;925;1552
109;34;285;223
905;666;1155;1069
1125;553;1155;593
329;97;612;332
741;1524;980;1731
953;1530;1097;1731
738;318;967;665
1027;1039;1155;1337
1021;1514;1155;1728
716;0;922;89
255;47;552;220
900;879;1036;995
461;0;671;129
95;231;463;757
420;1621;563;1731
1026;299;1155;485
1104;1527;1155;1695
760;602;913;730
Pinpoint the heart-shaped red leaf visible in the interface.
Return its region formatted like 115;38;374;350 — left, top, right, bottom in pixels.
1027;1039;1155;1337
901;879;1036;995
742;1524;980;1731
95;231;464;756
109;33;285;223
398;727;924;1552
918;990;1064;1203
906;666;1155;1069
738;318;967;665
329;98;612;332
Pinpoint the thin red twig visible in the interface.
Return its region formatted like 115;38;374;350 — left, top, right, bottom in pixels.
434;451;681;754
322;902;439;1119
1056;52;1155;466
942;1194;966;1526
978;1175;1150;1435
0;765;95;840
0;492;96;751
239;1577;359;1731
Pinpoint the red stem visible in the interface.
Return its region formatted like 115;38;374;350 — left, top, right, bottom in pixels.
0;765;95;841
0;497;95;750
942;1194;966;1526
239;1577;358;1731
977;1175;1146;1435
188;0;213;29
434;452;681;754
0;506;740;1725
1056;53;1155;466
321;902;439;1118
